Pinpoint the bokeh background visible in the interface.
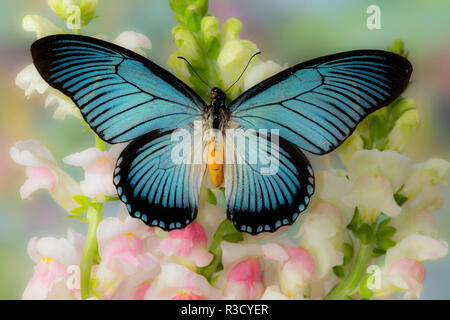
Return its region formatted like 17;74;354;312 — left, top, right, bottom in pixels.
0;0;449;299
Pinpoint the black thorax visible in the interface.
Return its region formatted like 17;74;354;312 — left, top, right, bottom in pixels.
208;87;228;130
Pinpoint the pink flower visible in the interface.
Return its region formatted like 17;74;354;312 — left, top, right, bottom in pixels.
23;229;84;300
93;211;159;299
103;233;156;275
371;234;448;299
10;140;80;211
64;144;125;199
159;222;213;267
298;203;344;279
226;258;264;299
279;246;315;298
172;293;204;300
145;264;223;299
387;258;426;300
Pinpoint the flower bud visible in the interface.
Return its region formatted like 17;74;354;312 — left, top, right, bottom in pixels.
391;98;416;121
168;0;187;15
390;39;406;57
185;4;202;32
167;52;193;86
172;25;202;61
217;39;258;97
338;132;364;167
48;0;98;26
221;18;243;43
80;0;98;26
387;109;419;152
193;0;208;15
201;16;220;59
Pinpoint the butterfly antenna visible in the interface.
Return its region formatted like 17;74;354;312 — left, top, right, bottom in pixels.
225;51;261;92
177;56;212;90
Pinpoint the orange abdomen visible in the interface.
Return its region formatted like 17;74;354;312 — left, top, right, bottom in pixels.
207;139;224;187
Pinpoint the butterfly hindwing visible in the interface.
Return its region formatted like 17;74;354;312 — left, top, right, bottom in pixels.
114;124;206;230
229;50;412;154
31;35;205;143
224;128;314;234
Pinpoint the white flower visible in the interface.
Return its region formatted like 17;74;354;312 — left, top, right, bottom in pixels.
313;171;353;225
387;109;420;152
347;149;411;191
343;173;401;222
297;203;344;279
16;64;49;98
45;93;82;120
10;140;80;211
22;15;65;39
371;234;448;299
113;31;152;57
63;144;126;199
243;60;284;91
403;158;450;200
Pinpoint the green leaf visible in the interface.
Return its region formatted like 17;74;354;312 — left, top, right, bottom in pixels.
347;207;361;231
70;206;87;216
206;188;217;205
216;187;227;212
359;274;374;300
222;231;244;243
72;195;90;206
376;226;396;240
64;215;88;222
90;202;102;213
333;266;345;279
343;242;354;265
104;195;119;202
210;275;219;285
394;192;408;206
355;224;375;244
372;248;386;257
377;216;392;230
377;238;396;251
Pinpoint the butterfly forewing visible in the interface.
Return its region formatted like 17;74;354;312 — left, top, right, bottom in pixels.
31;35;206;143
229;50;412;154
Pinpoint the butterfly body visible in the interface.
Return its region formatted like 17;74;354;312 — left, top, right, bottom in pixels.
31;34;412;234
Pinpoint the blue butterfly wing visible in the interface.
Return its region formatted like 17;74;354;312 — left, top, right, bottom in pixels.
229;50;412;154
224;129;314;234
114;124;206;230
31;35;205;143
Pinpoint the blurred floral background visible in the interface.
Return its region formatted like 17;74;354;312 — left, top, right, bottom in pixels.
0;0;449;299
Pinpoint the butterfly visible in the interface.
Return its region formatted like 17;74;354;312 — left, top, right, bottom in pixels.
31;35;412;235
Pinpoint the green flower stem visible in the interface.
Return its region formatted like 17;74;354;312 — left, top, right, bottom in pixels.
73;28;81;35
95;134;105;151
199;219;233;280
80;204;102;300
325;242;374;300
